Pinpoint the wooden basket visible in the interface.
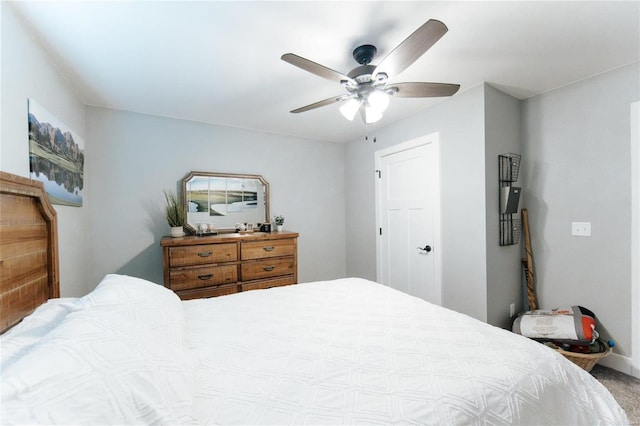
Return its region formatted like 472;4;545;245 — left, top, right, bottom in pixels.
555;342;612;372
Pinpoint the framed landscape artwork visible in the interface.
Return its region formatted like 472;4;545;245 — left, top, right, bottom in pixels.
28;99;84;207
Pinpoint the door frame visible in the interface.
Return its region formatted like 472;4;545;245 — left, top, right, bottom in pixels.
631;101;639;378
374;133;443;305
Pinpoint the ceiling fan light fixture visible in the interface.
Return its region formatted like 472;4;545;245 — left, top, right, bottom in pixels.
367;90;390;113
339;98;361;121
364;106;383;124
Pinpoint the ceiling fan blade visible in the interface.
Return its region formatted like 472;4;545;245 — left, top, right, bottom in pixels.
282;53;354;84
374;19;448;78
388;82;460;98
290;95;348;113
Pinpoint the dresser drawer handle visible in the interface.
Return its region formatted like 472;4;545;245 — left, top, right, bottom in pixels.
262;266;275;272
262;246;275;252
198;274;213;280
197;251;212;257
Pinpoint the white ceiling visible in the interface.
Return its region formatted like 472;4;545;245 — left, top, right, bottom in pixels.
10;1;640;143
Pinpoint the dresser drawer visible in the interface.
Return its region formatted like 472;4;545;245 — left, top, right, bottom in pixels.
169;243;237;267
169;264;238;291
241;239;295;260
240;276;297;292
241;258;295;281
175;284;239;300
241;258;295;280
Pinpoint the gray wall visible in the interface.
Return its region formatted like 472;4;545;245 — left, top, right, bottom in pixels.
345;84;491;322
484;85;523;329
522;62;639;358
85;107;346;288
1;3;88;296
1;2;346;294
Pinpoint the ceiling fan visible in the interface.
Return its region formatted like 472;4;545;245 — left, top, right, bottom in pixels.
281;19;460;125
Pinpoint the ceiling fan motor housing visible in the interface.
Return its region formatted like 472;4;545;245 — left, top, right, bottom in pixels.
348;65;377;84
352;44;377;65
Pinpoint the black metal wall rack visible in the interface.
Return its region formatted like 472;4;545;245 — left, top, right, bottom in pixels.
499;153;522;246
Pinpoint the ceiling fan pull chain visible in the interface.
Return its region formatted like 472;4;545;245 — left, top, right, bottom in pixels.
363;123;378;143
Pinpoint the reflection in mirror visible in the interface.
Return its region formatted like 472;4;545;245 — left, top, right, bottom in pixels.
182;171;269;234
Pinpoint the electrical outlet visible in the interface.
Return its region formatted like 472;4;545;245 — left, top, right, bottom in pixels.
510;303;515;317
572;222;591;236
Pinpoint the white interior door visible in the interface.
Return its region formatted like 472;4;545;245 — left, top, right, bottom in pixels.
375;134;442;305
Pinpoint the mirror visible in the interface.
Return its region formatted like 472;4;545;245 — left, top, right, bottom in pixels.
181;171;269;234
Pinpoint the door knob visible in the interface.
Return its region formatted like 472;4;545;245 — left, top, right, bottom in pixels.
417;245;432;252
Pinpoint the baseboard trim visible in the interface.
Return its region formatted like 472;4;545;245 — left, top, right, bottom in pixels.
598;352;639;378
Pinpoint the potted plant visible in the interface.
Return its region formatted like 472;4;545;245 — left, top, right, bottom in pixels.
274;215;285;232
164;189;185;237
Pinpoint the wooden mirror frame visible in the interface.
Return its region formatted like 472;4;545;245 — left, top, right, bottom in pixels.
181;171;270;234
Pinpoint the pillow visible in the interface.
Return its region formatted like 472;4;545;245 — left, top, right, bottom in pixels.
1;298;79;367
75;274;185;345
1;297;194;425
512;305;597;344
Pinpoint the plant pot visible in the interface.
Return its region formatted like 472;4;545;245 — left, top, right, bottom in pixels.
169;226;184;237
276;225;283;232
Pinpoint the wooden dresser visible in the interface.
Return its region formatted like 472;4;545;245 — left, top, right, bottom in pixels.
160;231;298;300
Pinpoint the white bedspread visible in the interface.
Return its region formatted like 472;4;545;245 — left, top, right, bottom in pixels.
184;278;628;425
1;275;628;425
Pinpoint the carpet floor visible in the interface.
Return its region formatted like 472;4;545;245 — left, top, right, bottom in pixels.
591;364;640;425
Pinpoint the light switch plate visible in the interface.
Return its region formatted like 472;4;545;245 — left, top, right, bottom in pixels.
572;222;591;237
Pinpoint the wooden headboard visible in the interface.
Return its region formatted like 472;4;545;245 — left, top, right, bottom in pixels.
0;171;60;333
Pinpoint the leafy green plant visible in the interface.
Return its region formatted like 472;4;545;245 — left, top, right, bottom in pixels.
164;189;185;227
274;215;285;226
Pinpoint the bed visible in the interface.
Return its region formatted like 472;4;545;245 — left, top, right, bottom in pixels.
0;171;629;425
